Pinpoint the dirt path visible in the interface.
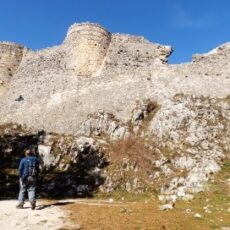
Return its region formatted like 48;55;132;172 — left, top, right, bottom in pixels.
0;199;132;230
0;199;71;230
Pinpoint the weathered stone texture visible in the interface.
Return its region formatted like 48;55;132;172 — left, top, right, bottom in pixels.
17;46;65;78
149;95;230;201
64;23;111;76
0;42;27;85
101;34;172;76
0;22;229;134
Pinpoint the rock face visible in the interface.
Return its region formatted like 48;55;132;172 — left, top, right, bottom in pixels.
150;95;230;201
0;124;109;198
0;22;229;201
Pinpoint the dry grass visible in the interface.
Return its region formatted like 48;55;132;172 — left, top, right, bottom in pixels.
101;136;185;193
102;136;162;192
107;136;155;172
63;159;230;230
65;200;211;230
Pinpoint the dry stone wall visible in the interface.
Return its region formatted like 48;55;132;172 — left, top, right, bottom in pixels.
0;22;229;136
64;23;111;76
0;42;27;84
17;46;65;78
101;34;172;76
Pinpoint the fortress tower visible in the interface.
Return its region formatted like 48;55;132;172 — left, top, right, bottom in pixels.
0;42;25;79
64;23;111;76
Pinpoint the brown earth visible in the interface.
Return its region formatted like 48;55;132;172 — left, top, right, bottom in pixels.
64;161;230;230
65;199;210;230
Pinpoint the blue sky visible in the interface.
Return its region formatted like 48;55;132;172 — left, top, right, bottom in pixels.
0;0;229;63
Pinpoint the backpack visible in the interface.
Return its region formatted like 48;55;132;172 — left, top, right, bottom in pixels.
22;157;39;181
28;159;38;177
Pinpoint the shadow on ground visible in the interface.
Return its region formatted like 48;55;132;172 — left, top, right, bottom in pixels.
36;201;75;210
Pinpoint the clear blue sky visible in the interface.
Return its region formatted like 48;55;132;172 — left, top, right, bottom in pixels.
0;0;229;63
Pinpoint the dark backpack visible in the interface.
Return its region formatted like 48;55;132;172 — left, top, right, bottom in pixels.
23;157;39;181
28;159;38;177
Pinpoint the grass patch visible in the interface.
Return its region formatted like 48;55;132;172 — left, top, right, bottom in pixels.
94;189;157;202
174;159;230;229
85;158;230;229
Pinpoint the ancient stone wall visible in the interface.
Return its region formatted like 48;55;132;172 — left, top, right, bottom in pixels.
16;46;65;79
64;23;111;76
0;22;229;136
0;42;26;82
101;34;172;76
0;23;172;82
192;42;230;63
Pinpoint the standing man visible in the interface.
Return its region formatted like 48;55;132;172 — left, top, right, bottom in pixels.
16;149;39;210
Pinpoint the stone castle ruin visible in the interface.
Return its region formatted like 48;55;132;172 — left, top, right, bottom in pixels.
0;22;229;134
63;22;172;76
0;22;173;85
0;22;229;201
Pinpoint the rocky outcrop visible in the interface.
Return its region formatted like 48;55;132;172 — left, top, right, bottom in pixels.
149;95;230;202
0;124;109;198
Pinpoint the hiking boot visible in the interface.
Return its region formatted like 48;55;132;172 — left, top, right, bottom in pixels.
31;202;36;210
16;204;23;209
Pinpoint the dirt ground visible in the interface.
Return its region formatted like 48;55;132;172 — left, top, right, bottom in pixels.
1;161;229;230
1;194;229;230
65;199;217;230
64;162;230;230
0;199;66;230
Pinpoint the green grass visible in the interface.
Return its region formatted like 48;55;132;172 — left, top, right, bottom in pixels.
94;189;158;202
94;158;230;229
175;159;230;229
